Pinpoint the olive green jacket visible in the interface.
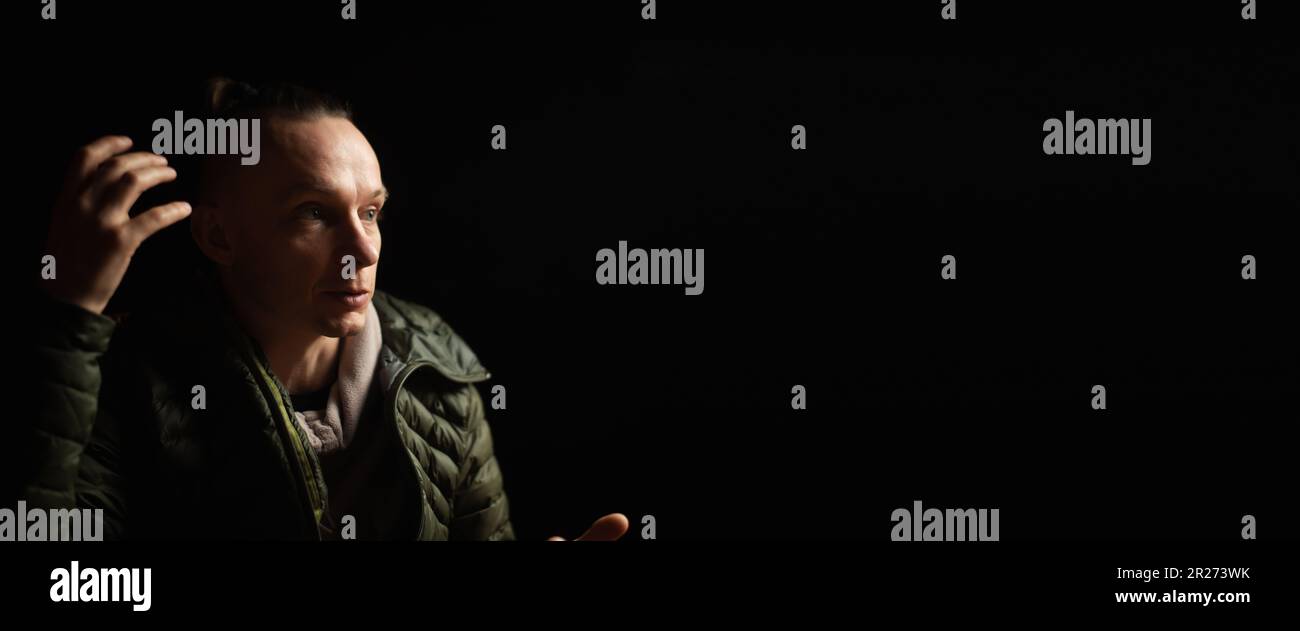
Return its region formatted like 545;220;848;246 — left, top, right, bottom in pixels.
24;278;513;540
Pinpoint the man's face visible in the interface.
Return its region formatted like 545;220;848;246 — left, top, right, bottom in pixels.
215;115;385;339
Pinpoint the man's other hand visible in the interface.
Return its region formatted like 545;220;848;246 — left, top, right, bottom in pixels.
547;513;629;541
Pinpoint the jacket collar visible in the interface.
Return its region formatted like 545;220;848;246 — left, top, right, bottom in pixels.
371;290;491;385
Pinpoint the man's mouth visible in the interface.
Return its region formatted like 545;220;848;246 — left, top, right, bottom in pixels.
323;288;370;309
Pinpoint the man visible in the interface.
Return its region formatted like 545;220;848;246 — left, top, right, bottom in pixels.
29;79;626;541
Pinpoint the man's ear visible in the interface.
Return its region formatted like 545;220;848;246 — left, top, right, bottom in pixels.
191;203;235;266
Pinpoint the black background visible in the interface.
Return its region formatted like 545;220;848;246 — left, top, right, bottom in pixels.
10;0;1297;550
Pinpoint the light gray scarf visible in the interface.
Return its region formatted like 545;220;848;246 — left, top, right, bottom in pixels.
292;302;383;456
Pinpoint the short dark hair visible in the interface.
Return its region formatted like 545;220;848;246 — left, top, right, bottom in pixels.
196;77;353;205
203;77;352;121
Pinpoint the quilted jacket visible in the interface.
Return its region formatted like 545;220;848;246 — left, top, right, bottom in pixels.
23;275;514;541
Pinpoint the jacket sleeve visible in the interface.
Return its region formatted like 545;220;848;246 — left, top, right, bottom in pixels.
448;383;515;541
25;290;131;539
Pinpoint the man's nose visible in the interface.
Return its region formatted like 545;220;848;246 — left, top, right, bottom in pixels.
338;213;380;269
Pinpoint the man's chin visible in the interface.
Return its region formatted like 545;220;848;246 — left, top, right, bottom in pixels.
317;311;368;338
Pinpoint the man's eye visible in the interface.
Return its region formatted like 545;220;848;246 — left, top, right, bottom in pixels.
365;208;381;222
298;206;324;221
